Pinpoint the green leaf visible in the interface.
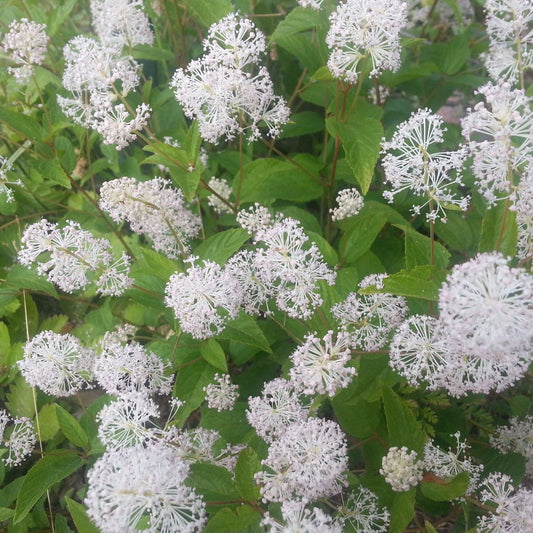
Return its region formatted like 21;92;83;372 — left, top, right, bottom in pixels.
0;507;14;521
332;394;382;438
434;212;475;251
421;472;470;501
218;312;272;353
65;498;100;533
431;34;470;75
401;226;451;269
0;322;10;360
338;211;388;264
201;339;228;372
382;385;426;453
131;44;175;62
271;7;329;71
47;0;77;35
327;101;384;194
40;315;68;333
143;143;200;200
389;490;416;533
195;229;249;265
184;0;232;27
359;266;447;301
14;453;85;524
425;521;439;533
0;110;46;141
172;358;217;425
55;404;89;449
479;203;517;257
235;449;261;500
6;264;58;298
188;463;240;501
37;404;60;441
204;506;261;533
278;111;324;139
239;157;323;204
6;374;34;419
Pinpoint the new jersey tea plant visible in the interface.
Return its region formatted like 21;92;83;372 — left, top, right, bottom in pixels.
0;0;532;531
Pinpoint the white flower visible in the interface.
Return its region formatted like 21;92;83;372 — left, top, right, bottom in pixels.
330;188;364;221
491;416;533;477
203;13;266;69
388;315;450;388
93;102;151;150
18;219;133;295
203;373;239;412
297;0;324;9
423;432;483;494
93;339;173;396
438;252;533;360
255;418;348;502
165;258;243;339
326;0;407;83
2;18;48;84
333;274;409;351
0;411;36;467
262;500;341;532
170;15;289;144
90;0;154;50
335;487;390;532
380;446;424;492
97;394;161;450
207;177;233;214
382;108;469;221
236;203;273;234
461;82;533;206
477;472;533;532
246;378;309;443
253;217;336;319
483;0;533;84
163;427;244;473
99;177;201;258
511;164;533;260
0;155;21;203
19;331;94;397
289;330;356;397
85;443;207;533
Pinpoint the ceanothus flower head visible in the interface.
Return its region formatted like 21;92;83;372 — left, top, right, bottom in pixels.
326;0;407;83
85;443;207;533
380;446;423;492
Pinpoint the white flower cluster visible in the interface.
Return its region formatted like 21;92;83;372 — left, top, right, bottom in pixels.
382;108;469;221
85;443;207;533
2;18;48;84
90;0;153;50
483;0;533;85
326;0;407;84
380;446;424;492
262;500;341;533
423;432;484;494
461;82;533;206
0;410;36;467
491;416;533;477
246;378;309;443
99;176;201;258
0;155;21;203
203;373;239;412
477;472;533;532
207;177;233;214
335;487;390;532
332;274;408;351
165;257;242;339
289;330;356;397
58;1;152;150
390;252;533;396
330;188;364;221
19;331;94;397
512;168;533;260
18;219;133;295
255;418;348;502
171;13;290;143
